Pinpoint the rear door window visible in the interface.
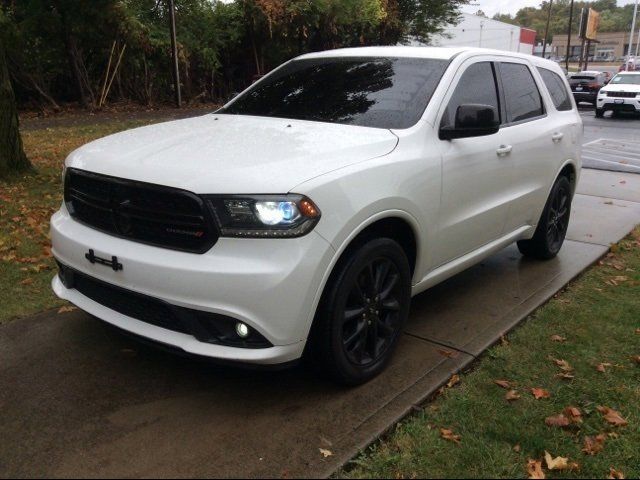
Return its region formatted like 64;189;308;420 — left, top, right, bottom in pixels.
537;67;573;111
499;63;545;123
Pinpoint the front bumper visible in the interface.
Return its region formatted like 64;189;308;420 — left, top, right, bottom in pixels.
51;206;336;364
597;96;640;112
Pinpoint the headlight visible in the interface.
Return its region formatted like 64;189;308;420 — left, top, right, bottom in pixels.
205;194;321;238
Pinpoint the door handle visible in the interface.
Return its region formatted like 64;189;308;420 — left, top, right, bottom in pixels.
496;145;513;157
551;132;564;143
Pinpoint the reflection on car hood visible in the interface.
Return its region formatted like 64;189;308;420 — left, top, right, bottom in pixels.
65;114;399;194
602;83;640;93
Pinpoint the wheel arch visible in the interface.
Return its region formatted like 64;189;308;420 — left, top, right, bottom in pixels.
303;211;422;346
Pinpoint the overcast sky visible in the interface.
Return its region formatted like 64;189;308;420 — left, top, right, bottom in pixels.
461;0;638;17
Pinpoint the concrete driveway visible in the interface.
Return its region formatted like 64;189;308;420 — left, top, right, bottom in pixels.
1;169;640;478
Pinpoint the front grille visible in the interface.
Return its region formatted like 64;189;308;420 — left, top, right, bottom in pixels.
57;262;272;348
607;91;637;98
64;168;218;253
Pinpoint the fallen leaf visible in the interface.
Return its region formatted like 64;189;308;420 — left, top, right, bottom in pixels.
505;390;521;401
608;467;625;479
631;355;640;364
545;414;570;427
582;434;606;455
531;388;551;399
597;406;628;427
437;349;459;358
513;444;521;453
440;428;461;444
446;374;460;389
564;406;583;424
550;334;566;342
319;448;333;458
555;372;575;380
57;305;77;314
550;357;574;372
545;451;569;470
20;277;33;285
494;379;511;389
527;459;545;479
597;362;613;373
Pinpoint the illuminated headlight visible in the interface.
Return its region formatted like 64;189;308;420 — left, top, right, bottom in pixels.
205;194;321;238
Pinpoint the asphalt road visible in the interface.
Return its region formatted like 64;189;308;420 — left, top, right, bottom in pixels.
579;106;640;173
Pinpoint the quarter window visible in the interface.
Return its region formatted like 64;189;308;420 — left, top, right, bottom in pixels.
441;62;500;129
499;63;544;123
537;67;573;111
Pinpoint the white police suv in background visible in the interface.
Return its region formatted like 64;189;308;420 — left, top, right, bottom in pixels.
51;47;582;385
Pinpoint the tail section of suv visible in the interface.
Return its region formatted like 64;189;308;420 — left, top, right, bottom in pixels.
51;47;582;384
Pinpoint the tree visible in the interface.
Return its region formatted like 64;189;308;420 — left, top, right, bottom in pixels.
0;35;31;178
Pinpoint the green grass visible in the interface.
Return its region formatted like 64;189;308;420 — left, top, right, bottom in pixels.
0;120;157;323
341;229;640;479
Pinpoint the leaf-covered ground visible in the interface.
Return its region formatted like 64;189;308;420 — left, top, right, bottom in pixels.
0;119;159;323
341;229;640;479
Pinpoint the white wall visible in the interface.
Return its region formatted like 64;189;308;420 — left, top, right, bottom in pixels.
425;13;524;53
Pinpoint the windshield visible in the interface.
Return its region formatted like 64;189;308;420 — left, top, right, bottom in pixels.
220;57;449;129
611;74;640;85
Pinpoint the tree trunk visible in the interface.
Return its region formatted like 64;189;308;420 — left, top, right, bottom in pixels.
56;5;90;108
0;37;32;178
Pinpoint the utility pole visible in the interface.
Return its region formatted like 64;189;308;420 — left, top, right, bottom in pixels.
168;0;181;107
628;0;638;70
565;0;575;71
542;0;554;58
636;13;640;57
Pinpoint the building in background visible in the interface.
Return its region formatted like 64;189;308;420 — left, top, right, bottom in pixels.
425;13;536;54
552;32;636;61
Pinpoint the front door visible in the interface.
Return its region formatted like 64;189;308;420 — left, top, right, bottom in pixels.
433;60;513;266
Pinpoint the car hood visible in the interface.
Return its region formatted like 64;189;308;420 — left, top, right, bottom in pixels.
602;83;640;93
65;114;399;194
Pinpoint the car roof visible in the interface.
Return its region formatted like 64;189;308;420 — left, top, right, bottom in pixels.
295;46;560;68
615;70;640;75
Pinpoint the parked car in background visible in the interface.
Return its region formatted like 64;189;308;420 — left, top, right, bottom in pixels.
51;47;582;385
569;71;608;105
596;71;640;117
618;57;640;72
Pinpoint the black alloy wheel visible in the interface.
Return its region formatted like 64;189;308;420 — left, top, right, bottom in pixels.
517;175;572;260
341;257;403;367
545;181;570;254
308;237;411;385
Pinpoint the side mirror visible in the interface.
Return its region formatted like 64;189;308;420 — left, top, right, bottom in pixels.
439;104;500;140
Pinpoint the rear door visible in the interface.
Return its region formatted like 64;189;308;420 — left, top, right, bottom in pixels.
497;61;570;233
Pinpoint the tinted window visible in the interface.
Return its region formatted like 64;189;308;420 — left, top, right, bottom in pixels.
500;63;544;123
538;67;573;111
221;57;449;129
441;62;499;128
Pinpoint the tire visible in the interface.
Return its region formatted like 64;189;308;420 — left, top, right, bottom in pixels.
517;176;572;260
308;237;411;386
595;108;604;118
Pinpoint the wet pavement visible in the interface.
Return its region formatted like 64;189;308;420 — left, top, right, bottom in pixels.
1;169;640;478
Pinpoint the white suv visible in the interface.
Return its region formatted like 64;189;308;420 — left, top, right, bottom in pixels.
51;47;582;384
596;71;640;117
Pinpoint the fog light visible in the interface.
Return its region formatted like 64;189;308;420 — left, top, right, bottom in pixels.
236;322;250;338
